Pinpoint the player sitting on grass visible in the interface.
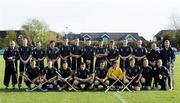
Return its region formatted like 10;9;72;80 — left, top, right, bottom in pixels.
57;61;73;91
124;57;141;91
94;61;109;89
73;62;93;90
154;59;169;90
42;60;57;91
24;59;41;91
140;58;153;90
107;61;123;91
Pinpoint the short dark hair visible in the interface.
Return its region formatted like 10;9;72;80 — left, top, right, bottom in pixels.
36;41;41;44
23;37;28;40
100;60;105;64
112;61;118;65
109;40;115;44
75;37;79;40
80;62;86;66
47;59;52;62
50;40;55;44
143;58;148;61
86;38;91;41
129;57;135;62
62;61;68;64
63;37;68;40
98;38;103;42
30;58;36;63
164;40;170;43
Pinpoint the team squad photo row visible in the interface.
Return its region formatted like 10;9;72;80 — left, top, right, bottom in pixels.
3;37;176;92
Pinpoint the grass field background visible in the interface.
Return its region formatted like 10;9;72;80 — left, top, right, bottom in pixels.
0;55;180;103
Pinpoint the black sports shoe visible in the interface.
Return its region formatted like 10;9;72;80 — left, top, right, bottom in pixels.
12;85;15;89
18;84;21;90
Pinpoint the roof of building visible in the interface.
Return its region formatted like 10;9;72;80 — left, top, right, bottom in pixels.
66;32;143;41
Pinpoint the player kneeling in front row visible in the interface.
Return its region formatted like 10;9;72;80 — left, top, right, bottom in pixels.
73;62;93;90
107;61;123;91
57;61;73;91
124;58;141;91
94;61;109;89
42;60;58;91
24;59;41;91
154;59;169;90
140;58;153;90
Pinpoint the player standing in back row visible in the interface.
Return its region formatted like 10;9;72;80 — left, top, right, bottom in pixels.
95;39;107;68
133;40;147;66
18;38;32;89
46;40;59;69
70;37;82;74
32;41;46;73
82;39;94;73
119;39;132;71
3;41;19;89
59;37;71;67
106;40;119;69
160;40;175;90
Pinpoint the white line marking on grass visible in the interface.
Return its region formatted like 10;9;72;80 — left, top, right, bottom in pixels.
113;92;127;103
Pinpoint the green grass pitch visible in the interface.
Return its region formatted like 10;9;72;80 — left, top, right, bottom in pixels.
0;55;180;103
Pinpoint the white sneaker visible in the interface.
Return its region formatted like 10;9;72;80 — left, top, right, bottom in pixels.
26;88;31;92
68;87;73;91
5;86;8;90
58;87;63;91
39;88;48;92
49;84;54;89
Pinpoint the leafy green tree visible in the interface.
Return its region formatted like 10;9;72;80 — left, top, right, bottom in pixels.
0;38;9;49
21;18;49;45
6;31;17;42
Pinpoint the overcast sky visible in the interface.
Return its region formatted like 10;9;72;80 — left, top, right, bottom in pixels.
0;0;180;40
